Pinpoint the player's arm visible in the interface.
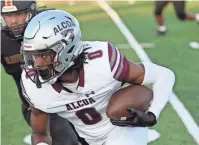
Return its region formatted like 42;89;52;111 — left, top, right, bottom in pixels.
30;106;52;145
20;79;52;145
125;60;175;120
108;42;175;120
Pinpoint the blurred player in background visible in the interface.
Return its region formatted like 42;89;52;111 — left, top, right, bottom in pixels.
20;9;175;145
1;1;87;145
154;1;199;35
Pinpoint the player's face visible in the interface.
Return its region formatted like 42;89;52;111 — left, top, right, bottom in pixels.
32;51;56;80
33;53;52;67
2;12;28;33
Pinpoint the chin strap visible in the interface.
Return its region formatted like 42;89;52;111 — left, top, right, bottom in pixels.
34;74;42;88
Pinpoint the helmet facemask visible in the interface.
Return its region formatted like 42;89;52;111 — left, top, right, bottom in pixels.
22;48;56;88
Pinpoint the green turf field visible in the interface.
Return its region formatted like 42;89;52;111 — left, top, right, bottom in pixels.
2;1;199;145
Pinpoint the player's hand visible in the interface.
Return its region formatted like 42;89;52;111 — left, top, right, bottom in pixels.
127;108;157;127
110;108;157;127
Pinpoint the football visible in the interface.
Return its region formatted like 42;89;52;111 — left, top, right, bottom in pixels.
106;84;153;119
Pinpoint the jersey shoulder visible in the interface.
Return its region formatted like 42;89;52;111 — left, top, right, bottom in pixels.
21;71;67;113
83;41;129;82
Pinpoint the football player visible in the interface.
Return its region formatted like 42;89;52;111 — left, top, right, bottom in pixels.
21;10;175;145
1;1;85;145
154;1;199;35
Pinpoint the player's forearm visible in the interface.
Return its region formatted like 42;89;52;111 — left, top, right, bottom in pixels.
32;132;52;145
30;106;51;145
141;62;175;119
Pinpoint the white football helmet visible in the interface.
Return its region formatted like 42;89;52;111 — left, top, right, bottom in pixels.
21;10;83;87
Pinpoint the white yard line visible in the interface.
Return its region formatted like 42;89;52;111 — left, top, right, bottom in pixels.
116;43;156;49
97;1;199;144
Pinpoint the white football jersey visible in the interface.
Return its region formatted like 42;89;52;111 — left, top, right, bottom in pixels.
21;41;130;144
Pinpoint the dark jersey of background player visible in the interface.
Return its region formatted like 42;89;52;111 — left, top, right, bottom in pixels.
1;0;88;145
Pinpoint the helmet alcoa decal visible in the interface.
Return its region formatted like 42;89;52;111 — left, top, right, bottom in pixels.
53;17;76;36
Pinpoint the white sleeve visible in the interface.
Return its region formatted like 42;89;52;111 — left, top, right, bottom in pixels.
141;62;175;119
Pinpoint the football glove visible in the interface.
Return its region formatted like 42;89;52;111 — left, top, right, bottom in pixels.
110;108;157;127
